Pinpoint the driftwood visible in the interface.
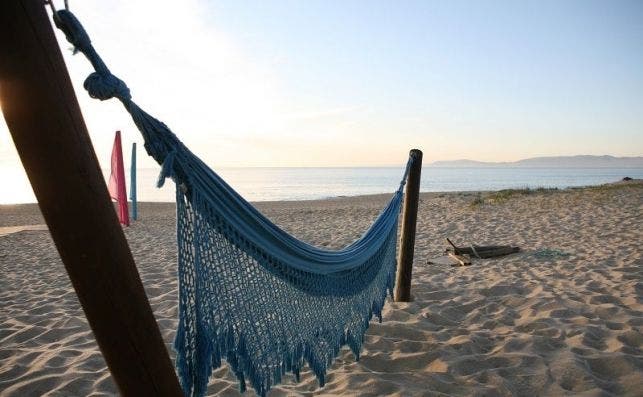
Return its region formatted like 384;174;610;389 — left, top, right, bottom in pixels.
446;238;520;259
447;252;472;266
427;253;472;266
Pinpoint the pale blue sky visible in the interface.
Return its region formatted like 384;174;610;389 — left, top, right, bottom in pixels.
204;0;643;163
212;0;643;114
1;0;642;187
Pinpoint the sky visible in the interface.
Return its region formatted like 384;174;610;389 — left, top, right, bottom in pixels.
1;0;643;197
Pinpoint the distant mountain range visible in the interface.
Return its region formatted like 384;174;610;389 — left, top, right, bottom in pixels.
429;155;643;168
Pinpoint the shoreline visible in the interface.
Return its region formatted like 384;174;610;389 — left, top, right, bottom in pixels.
1;177;640;213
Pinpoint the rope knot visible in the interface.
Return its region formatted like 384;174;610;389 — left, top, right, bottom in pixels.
84;72;131;101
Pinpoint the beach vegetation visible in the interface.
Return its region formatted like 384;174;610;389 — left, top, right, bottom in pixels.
470;187;558;207
470;180;642;208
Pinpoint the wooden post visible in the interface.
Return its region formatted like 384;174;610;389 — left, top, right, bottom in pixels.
0;2;183;396
394;149;423;302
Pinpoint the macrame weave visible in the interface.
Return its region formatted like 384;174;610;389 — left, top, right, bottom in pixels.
53;10;417;397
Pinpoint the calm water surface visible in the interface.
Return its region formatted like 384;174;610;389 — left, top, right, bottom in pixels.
3;166;641;204
134;167;642;202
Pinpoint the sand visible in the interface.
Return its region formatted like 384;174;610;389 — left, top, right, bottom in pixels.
1;182;642;396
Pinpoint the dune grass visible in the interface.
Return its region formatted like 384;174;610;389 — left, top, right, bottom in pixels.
470;187;558;207
470;180;642;208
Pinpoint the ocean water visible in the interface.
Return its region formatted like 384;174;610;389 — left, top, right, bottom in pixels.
2;166;641;204
133;167;642;203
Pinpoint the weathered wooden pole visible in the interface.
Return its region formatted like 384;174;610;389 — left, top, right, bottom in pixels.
394;149;423;302
0;1;183;395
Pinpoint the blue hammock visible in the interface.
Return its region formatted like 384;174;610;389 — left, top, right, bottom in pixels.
53;10;417;397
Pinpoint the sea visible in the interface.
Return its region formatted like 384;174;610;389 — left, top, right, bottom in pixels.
114;166;643;203
2;166;642;204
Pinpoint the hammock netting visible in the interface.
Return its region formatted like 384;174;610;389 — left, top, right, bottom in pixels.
53;10;416;397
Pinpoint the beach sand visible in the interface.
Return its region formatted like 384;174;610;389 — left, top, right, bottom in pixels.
1;182;642;396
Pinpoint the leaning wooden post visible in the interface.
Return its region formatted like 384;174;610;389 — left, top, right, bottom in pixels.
0;1;182;395
394;149;423;302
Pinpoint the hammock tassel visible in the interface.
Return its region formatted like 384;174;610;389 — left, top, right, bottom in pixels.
157;150;177;188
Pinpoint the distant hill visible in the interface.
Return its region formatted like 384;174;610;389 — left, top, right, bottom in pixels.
429;155;643;168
